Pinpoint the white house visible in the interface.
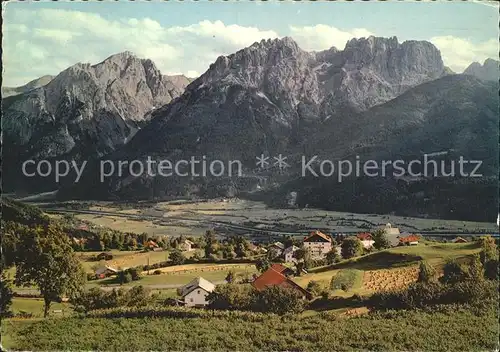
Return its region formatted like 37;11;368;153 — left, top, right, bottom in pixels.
383;223;400;236
268;242;285;257
283;245;299;263
179;239;195;252
356;233;375;249
179;277;216;307
303;231;332;259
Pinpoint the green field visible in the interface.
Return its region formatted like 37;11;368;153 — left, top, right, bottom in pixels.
10;298;72;318
93;263;257;287
2;306;497;351
76;250;173;273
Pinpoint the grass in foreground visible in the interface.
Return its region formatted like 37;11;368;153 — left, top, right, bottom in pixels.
2;306;497;351
10;298;72;318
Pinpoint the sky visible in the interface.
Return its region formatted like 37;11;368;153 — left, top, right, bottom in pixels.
2;0;499;87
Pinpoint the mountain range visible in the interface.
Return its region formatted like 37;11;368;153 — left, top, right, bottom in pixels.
2;36;498;222
463;58;499;82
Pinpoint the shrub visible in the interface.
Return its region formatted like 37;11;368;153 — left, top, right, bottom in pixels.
440;259;466;285
169;250;186;265
330;269;359;291
71;286;153;313
306;280;323;297
326;250;340;265
128;267;142;281
251;286;305;315
371;229;391;250
255;257;271;273
417;260;436;283
225;271;235;283
341;238;363;259
207;283;254;310
153;270;162;275
96;252;113;261
0;272;14;318
368;256;498;312
125;286;151;307
478;236;498;264
484;259;499;281
121;272;133;284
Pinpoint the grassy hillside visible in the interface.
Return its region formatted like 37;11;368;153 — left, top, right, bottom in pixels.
295;242;481;295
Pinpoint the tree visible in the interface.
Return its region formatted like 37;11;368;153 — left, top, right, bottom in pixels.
255;257;271;273
371;229;390;250
128;267;142;281
252;286;305;315
294;247;313;269
15;225;86;317
234;238;248;258
341;238;363;259
417;260;436;283
484;259;499;281
306;280;322;297
222;245;235;259
0;270;14;317
326;249;340;265
169;249;186;265
478;236;498;265
203;230;217;258
440;259;466;285
207;283;253;310
111;233;123;250
118;271;133;284
225;271;235;283
464;254;484;281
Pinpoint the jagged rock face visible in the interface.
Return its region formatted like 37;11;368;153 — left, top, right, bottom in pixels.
2;52;190;160
81;36;451;198
463;58;499;82
123;36;447;157
191;36;446;115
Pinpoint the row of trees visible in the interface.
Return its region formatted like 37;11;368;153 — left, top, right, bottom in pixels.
207;284;305;315
71;286;154;313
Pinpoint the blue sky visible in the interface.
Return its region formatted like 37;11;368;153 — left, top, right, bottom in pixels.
2;0;498;86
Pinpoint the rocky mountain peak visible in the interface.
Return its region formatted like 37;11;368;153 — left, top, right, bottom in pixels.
463;58;499;82
2;52;190;163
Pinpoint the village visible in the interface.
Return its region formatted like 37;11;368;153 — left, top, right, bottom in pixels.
1;198;497;351
87;223;472;309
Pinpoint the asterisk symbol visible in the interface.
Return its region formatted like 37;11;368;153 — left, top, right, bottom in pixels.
256;154;270;169
273;154;289;169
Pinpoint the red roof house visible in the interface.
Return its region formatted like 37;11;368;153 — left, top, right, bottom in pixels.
357;232;373;241
399;235;420;245
251;267;312;300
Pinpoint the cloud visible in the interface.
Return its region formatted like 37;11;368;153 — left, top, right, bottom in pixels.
289;24;375;51
430;36;498;72
471;0;499;9
2;9;278;87
2;8;498;87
